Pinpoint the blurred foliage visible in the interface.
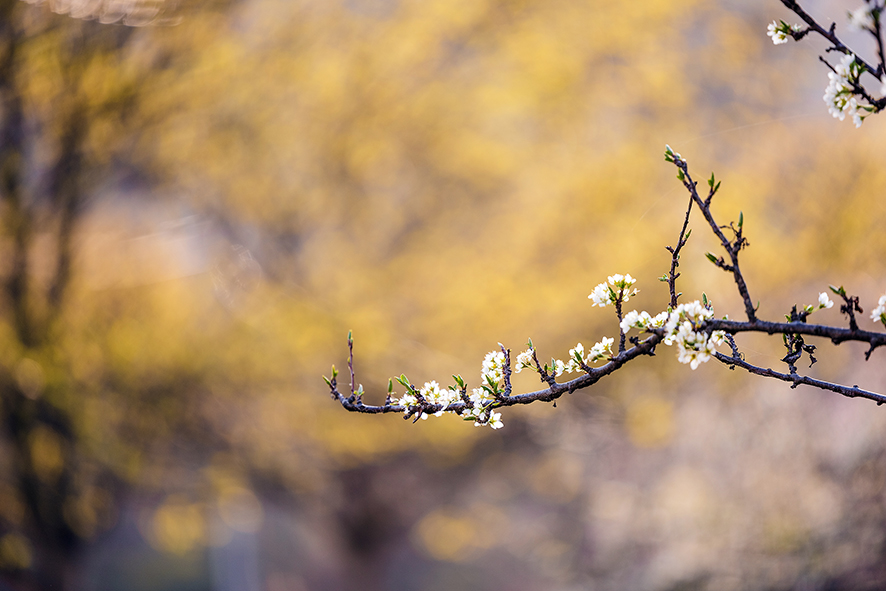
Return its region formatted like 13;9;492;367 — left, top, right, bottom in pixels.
1;0;886;589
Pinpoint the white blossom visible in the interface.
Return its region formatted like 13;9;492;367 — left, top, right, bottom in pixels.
662;300;722;369
650;311;670;327
398;392;418;409
554;337;614;377
419;380;441;399
470;387;493;407
848;6;874;31
481;351;505;384
620;310;669;334
565;342;586;373
767;20;801;45
513;348;535;373
664;300;712;339
872;294;886;324
588;282;612;307
823;54;871;126
621;300;723;369
588;337;614;363
609;274;638;301
818;292;834;309
589;274;639;307
620;310;643;333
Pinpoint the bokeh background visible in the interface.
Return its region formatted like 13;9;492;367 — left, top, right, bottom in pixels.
1;0;886;589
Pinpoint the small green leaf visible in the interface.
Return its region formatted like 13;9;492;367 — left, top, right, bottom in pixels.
388;378;394;393
331;365;338;379
323;376;333;388
705;252;718;264
829;284;846;296
677;170;685;181
738;211;743;228
702;293;708;306
714;181;721;192
356;384;364;397
685;229;692;240
708;173;715;188
348;330;352;341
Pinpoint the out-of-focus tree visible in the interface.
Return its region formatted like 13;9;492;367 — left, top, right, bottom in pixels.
0;0;237;586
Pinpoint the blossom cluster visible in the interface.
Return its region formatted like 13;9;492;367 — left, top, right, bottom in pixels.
664;301;727;369
394;367;504;429
872;295;886;326
589;274;638;307
823;53;871;127
767;20;801;45
766;10;886;127
619;310;669;334
514;348;535;373
562;338;614;375
389;278;885;431
397;380;459;420
515;337;615;379
468;351;506;428
621;300;725;369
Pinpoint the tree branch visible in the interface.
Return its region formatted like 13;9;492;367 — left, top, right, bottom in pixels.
325;3;886;424
714;350;886;405
672;157;756;322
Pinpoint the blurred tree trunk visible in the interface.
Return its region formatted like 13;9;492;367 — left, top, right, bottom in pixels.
0;3;103;586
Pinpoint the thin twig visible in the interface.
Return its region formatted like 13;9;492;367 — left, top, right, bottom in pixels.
500;344;512;399
665;194;694;309
673;158;757;322
347;331;356;399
